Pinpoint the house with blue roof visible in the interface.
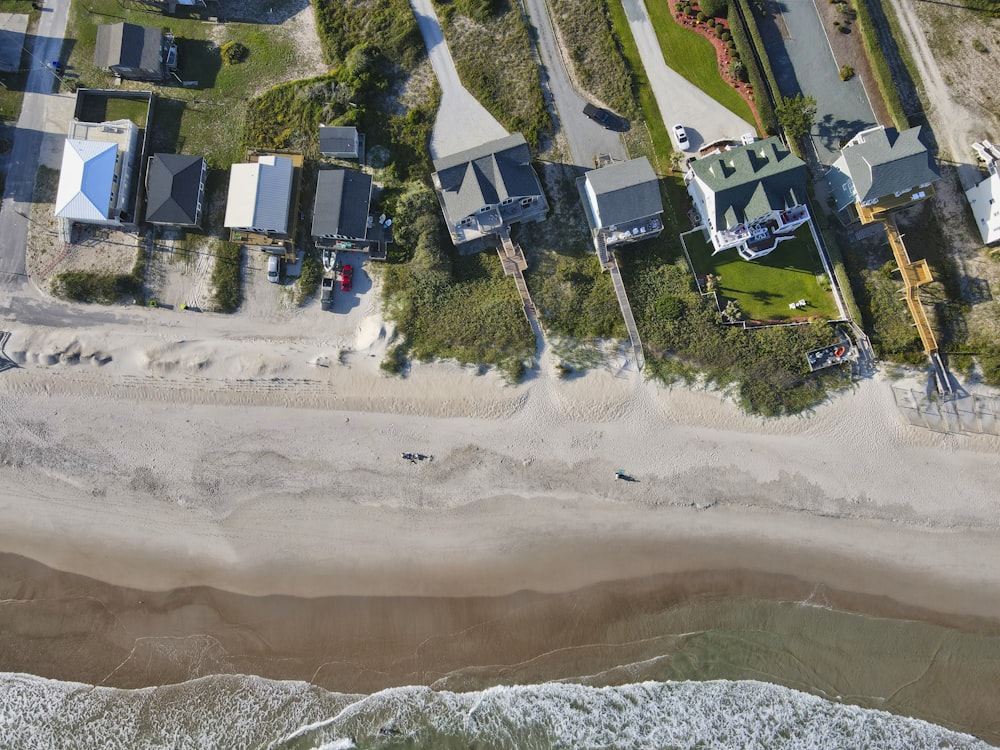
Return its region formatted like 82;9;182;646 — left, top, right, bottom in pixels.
55;118;139;227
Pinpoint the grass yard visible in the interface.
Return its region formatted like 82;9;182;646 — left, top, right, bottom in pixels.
64;0;305;167
683;225;841;322
644;2;755;126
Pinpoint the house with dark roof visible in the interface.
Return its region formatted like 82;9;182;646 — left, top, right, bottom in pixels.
685;136;809;261
579;157;663;252
94;23;172;82
826;125;939;223
319;126;361;160
431;133;547;253
145;154;207;228
311;169;373;250
54;119;140;227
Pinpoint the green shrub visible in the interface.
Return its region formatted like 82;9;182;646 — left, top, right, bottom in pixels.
972;38;988;53
51;270;143;304
297;253;322;305
731;58;748;82
851;0;908;129
696;11;708;22
707;17;717;27
720;30;732;42
210;241;242;313
220;41;248;65
700;0;729;16
728;0;779;133
839;64;854;80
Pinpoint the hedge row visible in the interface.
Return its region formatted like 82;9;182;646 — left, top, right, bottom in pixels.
727;0;778;134
50;247;146;304
851;0;908;130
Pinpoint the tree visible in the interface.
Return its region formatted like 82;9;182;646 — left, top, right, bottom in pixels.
775;94;817;142
700;0;729;17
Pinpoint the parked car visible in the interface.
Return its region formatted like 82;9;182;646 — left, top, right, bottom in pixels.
672;123;690;150
584;103;616;129
267;254;281;283
321;276;334;308
341;264;353;291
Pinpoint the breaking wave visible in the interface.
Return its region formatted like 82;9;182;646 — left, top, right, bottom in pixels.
0;672;992;749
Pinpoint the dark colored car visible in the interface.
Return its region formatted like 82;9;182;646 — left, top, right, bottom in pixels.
583;103;616;128
341;264;353;291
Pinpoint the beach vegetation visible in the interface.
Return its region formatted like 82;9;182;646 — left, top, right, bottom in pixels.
850;0;909;130
434;0;550;146
209;241;242;313
547;0;639;119
296;253;323;305
775;94;817;152
50;247;147;304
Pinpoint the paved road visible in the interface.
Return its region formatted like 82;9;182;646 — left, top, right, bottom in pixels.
758;0;876;164
0;0;70;290
409;0;508;159
620;0;754;153
521;0;626;168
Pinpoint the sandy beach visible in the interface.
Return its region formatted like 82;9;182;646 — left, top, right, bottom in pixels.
2;285;1000;741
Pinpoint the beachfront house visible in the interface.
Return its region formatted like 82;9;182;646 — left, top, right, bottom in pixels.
94;22;173;82
965;141;1000;245
685;136;809;260
311;168;376;251
431;133;548;253
319;125;361;160
579;157;664;258
144;153;207;228
54;118;140;228
826;125;939;224
224;154;295;241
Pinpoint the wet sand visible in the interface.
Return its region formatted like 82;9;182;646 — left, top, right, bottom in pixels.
2;552;1000;743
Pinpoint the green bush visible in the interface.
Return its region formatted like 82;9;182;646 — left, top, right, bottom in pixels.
839;64;854;80
731;58;748;82
312;0;424;69
700;0;730;16
220;41;248;65
728;0;779;133
51;270;143;304
297;253;322;305
210;241;242;313
972;38;988;53
696;11;708;22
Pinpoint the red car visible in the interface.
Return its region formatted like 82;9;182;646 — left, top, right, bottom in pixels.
340;264;353;291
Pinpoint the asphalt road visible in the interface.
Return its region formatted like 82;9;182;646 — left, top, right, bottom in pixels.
758;1;876;164
409;0;508;160
621;0;754;153
0;0;69;290
521;0;626;169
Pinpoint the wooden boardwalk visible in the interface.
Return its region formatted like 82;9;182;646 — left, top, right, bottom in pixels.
596;231;645;371
497;228;538;326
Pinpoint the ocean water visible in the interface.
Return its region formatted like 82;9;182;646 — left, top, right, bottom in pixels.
0;673;993;750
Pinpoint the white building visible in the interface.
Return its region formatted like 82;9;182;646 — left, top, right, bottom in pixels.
223;154;295;236
54;119;139;227
966;141;1000;245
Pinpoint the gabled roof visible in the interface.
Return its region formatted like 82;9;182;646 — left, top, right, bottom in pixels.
311;169;372;239
54;139;117;221
94;22;164;75
838;126;939;203
432;134;541;223
585;157;662;228
966;169;1000;245
224;154;294;232
690;137;806;228
145;154;205;225
319;125;358;156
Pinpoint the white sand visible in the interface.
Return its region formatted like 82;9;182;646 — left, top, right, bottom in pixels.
2;280;1000;620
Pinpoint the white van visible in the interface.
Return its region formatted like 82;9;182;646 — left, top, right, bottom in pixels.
267;254;280;283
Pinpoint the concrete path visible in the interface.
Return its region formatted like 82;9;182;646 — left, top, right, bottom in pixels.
758;1;876;164
409;0;507;160
521;0;626;168
620;0;754;153
0;0;72;290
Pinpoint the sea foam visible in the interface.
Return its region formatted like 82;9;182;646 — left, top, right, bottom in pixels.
0;672;992;749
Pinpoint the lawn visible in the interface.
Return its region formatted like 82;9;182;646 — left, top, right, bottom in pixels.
683;225;841;322
64;0;304;167
644;1;755;126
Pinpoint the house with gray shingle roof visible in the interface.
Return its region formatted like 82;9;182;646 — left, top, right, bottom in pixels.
94;23;171;82
312;169;373;248
144;154;207;228
827;125;939;221
431;133;547;253
579;157;663;250
685;136;809;260
319;126;361;160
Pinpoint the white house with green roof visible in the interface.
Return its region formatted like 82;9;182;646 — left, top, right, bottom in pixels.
685;137;809;261
826;125;939;223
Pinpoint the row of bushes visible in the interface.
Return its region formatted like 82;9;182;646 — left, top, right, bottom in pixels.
961;0;1000;14
727;0;778;134
50;247;146;304
850;0;909;130
548;0;639;119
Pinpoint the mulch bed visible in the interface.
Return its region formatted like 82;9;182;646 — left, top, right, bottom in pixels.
667;1;766;135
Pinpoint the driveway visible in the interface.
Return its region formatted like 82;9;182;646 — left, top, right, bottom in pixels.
409;0;508;159
621;0;755;153
757;1;876;163
521;0;626;168
0;0;71;290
